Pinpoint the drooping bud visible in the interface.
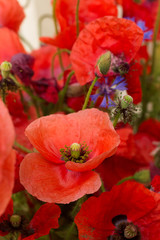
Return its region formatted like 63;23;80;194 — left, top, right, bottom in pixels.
133;169;151;184
121;95;133;109
97;51;111;75
70;143;81;159
0;61;12;79
10;214;22;228
117;62;130;75
124;224;138;239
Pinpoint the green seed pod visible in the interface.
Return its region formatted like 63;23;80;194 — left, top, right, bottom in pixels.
70;143;81;159
117;62;130;75
10;214;21;228
124;224;138;239
97;51;111;75
0;61;12;79
121;95;133;109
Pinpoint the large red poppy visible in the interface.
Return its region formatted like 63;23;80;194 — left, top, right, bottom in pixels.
75;181;160;239
20;108;120;204
0;100;15;216
0;0;25;32
70;16;143;86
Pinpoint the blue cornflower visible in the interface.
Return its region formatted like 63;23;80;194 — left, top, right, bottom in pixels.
126;17;153;40
90;76;127;108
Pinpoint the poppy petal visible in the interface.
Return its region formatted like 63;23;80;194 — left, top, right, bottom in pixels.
20;153;101;204
0;150;16;216
28;203;61;240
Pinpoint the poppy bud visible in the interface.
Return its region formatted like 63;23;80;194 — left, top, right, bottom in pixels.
133;169;151;184
121;95;133;109
70;143;81;159
10;214;21;228
0;61;12;79
97;51;111;75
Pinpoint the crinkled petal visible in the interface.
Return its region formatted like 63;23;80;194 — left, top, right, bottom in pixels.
70;16;143;85
20;153;101;204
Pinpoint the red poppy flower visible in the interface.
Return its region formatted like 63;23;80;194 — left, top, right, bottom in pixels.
75;181;160;239
0;0;25;32
0;100;15;216
55;0;117;30
20;108;120;204
0;199;61;239
70;16;143;86
0;28;25;63
96;126;155;190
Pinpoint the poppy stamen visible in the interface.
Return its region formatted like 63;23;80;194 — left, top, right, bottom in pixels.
60;143;92;163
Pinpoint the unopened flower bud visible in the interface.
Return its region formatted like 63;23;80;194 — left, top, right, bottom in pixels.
133;169;151;184
0;61;12;79
70;143;81;159
97;51;111;75
121;95;133;109
10;214;21;228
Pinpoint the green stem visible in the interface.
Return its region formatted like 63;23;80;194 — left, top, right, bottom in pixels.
1;88;6;103
14;141;32;153
117;176;134;185
66;222;76;240
151;0;160;74
51;49;71;77
82;76;98;110
52;0;64;71
113;111;120;128
66;196;86;240
100;180;106;192
76;0;80;36
58;70;75;110
52;0;58;35
9;74;41;117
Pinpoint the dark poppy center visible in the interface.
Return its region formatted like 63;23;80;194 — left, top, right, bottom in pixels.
60;142;92;163
108;215;141;240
